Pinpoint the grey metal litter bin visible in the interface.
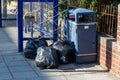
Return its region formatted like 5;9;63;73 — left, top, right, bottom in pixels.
62;8;97;63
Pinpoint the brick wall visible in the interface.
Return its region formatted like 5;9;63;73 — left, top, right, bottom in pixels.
97;4;120;78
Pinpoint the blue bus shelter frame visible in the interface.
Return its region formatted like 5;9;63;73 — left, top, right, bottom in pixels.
0;0;1;27
18;0;58;52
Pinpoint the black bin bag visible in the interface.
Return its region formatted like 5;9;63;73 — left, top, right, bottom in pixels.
24;39;48;59
35;47;59;69
53;40;75;64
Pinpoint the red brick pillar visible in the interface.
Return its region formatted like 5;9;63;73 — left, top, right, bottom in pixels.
117;4;120;52
116;5;120;76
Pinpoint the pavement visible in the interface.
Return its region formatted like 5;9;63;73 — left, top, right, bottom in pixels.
0;27;120;80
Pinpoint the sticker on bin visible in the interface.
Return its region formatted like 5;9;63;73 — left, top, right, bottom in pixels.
69;14;75;18
84;26;89;29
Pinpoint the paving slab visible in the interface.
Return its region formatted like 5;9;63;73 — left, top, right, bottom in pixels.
0;72;13;80
5;60;29;67
1;52;21;56
83;73;120;80
38;76;66;80
3;27;18;44
0;43;17;51
65;74;85;80
0;33;10;39
0;62;9;73
35;69;63;77
0;62;6;67
12;78;40;80
12;71;38;79
0;38;12;43
0;29;4;33
0;67;9;73
0;56;4;62
12;76;65;80
9;65;34;72
3;54;26;62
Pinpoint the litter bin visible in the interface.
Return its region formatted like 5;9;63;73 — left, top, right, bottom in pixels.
62;8;97;63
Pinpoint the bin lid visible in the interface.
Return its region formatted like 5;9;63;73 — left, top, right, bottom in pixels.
69;8;94;14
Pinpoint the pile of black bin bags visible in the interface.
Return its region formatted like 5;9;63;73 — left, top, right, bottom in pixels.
24;39;75;69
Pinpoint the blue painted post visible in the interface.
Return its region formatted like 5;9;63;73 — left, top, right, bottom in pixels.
53;0;58;42
0;0;2;27
18;0;23;52
40;2;43;36
29;2;32;12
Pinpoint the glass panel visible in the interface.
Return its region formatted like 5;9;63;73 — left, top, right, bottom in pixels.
23;2;53;38
2;0;17;19
1;0;17;27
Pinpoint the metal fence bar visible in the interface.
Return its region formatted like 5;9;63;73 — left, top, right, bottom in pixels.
92;4;117;37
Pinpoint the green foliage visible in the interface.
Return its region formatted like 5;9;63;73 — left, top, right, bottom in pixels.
59;0;67;17
59;0;120;9
70;0;98;7
58;0;120;15
6;0;12;5
111;0;120;7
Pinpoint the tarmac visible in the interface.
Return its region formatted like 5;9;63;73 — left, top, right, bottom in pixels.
0;27;120;80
